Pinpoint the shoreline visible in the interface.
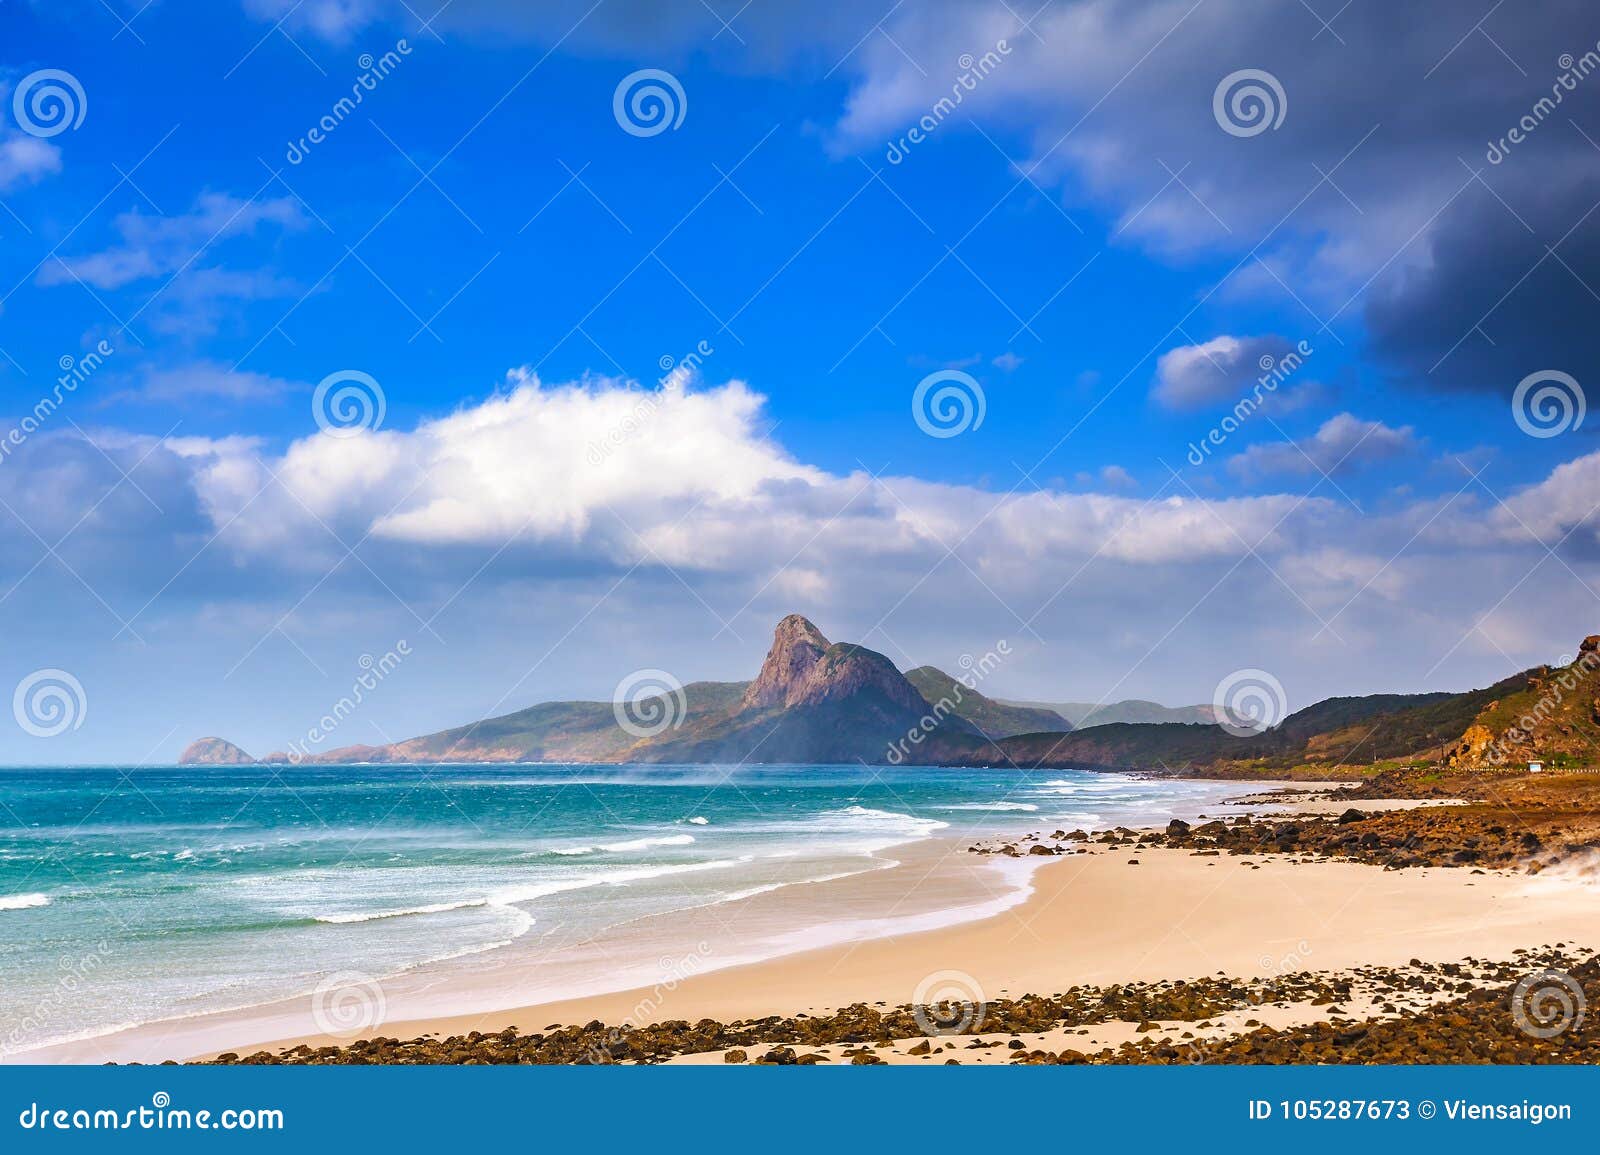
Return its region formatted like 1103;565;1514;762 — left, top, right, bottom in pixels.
204;837;1600;1064
16;833;1051;1065
11;776;1310;1065
23;777;1600;1065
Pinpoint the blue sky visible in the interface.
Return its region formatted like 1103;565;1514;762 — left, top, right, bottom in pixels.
3;1;1600;762
4;0;1508;484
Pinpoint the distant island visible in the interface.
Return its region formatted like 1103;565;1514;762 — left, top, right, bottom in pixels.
182;614;1599;777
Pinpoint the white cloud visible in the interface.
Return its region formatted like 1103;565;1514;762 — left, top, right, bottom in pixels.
1492;449;1600;551
173;372;1333;575
1152;335;1287;409
1227;413;1419;481
6;371;1600;760
106;361;304;406
1266;380;1333;415
0;132;60;191
182;373;818;559
1278;547;1408;604
39;194;305;291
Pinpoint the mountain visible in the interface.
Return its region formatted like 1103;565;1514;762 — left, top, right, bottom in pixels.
904;667;1072;740
258;683;749;764
948;672;1548;775
178;737;255;765
1282;688;1489;763
950;721;1256;772
999;698;1223;727
1447;636;1600;768
180;618;1600;777
204;615;978;767
740;613;830;708
634;616;980;763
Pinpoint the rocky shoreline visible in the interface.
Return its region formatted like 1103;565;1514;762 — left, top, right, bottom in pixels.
971;765;1600;874
969;807;1580;873
196;947;1596;1066
1019;949;1600;1065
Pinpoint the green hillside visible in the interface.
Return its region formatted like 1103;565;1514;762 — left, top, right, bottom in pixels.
940;678;1531;775
904;667;1073;739
382;681;748;762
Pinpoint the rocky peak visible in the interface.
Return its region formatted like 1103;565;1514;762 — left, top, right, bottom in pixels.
741;614;832;709
790;643;933;714
178;737;255;766
739;614;945;720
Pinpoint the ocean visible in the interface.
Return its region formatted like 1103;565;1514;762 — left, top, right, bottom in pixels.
0;764;1254;1057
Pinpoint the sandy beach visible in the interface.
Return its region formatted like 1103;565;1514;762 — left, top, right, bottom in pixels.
17;779;1600;1067
20;779;1598;1066
278;839;1600;1048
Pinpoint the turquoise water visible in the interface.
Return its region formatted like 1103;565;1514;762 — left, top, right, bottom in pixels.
0;764;1248;1056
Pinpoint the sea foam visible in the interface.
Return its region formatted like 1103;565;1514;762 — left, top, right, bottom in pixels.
547;833;697;856
933;801;1039;812
0;893;50;911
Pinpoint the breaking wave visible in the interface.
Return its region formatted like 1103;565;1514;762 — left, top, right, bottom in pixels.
0;893;50;911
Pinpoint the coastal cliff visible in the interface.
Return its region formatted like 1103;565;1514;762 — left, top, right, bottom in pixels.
1446;634;1600;767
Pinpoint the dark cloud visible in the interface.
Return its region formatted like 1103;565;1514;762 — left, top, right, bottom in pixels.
814;0;1600;399
1365;176;1600;394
